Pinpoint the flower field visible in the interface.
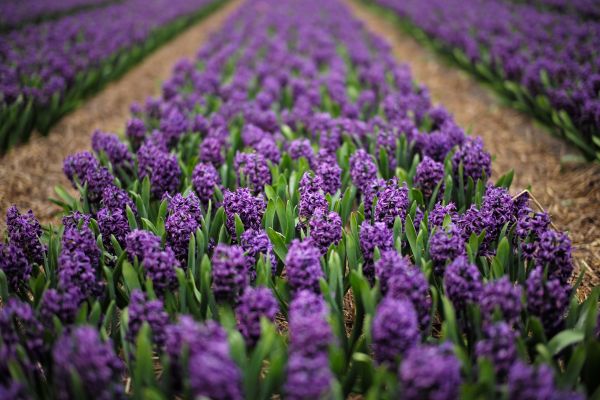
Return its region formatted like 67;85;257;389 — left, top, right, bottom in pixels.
1;0;600;399
0;0;225;153
372;0;600;161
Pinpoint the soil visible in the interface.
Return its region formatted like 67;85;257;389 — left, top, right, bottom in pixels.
0;0;241;231
345;0;600;295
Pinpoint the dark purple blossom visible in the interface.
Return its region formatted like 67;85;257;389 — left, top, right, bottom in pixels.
142;245;179;297
234;151;272;193
137;144;181;198
101;185;137;214
189;346;242;400
165;192;202;262
480;277;523;327
374;250;410;295
374;178;409;228
211;244;248;302
349;149;378;191
6;205;45;264
428;203;458;228
372;297;419;366
443;256;483;312
63;151;115;204
315;155;342;195
126;118;146;149
223;188;265;237
57;248;98;298
39;287;83;326
192;162;220;203
199;137;225;167
288;138;314;166
298;172;328;227
239;228;277;278
476;322;518;379
160;108;189;146
308;209;342;255
97;207;130;248
285;239;323;294
452;137;491;183
255;137;281;164
91;130;133;170
127;290;169;347
236;286;279;346
399;343;461;400
414;156;445;199
387;266;432;331
0;243;31;292
429;226;465;275
61;224;100;268
125;229;161;262
533;230;573;285
526;266;570;334
359;221;394;277
52;326;124;400
285;354;332;400
507;361;556;400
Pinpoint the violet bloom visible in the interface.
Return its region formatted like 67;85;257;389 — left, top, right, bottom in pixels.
0;243;31;292
479;277;523;328
91;130;133;170
126;117;146;149
199;137;225;167
533;230;573;285
429;226;465;275
374;250;411;295
507;361;556;400
374;178;409;228
399;343;461;400
160;108;189;146
6;205;45;264
101;185;137;214
315;154;342;195
97;207;130;248
137;144;181;198
141;245;180;297
452;137;491;183
359;221;394;278
211;244;248;302
285;291;333;399
127;290;169;347
189;346;243;400
223;188;266;237
414;156;445;200
475;322;518;380
309;209;342;255
443;256;483;313
239;228;277;278
372;297;419;366
61;210;91;230
288;138;314;166
52;326;123;400
285;239;324;294
387;266;432;331
428;203;458;228
39;287;82;326
362;177;386;220
57;248;98;299
125;229;161;262
255;137;281;164
0;299;44;358
63;151;115;204
61;224;100;268
349;149;378;191
192;162;220;204
526;266;570;334
298;172;328;227
165;192;202;262
241;124;265;146
236;286;279;346
234;151;272;193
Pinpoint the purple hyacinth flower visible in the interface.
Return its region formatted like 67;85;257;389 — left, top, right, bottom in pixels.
91;130;133;171
315;154;342;195
236;286;279;346
359;221;394;278
255;137;281;164
6;205;45;264
443;256;483;313
374;178;409;228
288;138;314;166
308;209;342;255
533;230;573;285
101;185;137;214
142;245;180;297
125;229;161;262
97;207;130;249
475;322;518;379
349;149;378;192
452;137;491;183
0;243;31;292
285;353;332;400
414;156;445;200
387;265;432;332
211;244;248;302
507;361;556;400
199;137;225;167
223;188;265;237
374;250;410;295
188;346;243;400
137;144;181;198
526;266;570;334
192;162;220;204
126;118;146;149
298;172;328;227
39;287;83;326
63;151;115;204
52;326;123;400
429;226;465;275
285;239;324;294
372;297;419;366
399;343;461;400
480;277;523;328
165;192;202;262
234;151;272;193
127;290;169;347
239;228;277;279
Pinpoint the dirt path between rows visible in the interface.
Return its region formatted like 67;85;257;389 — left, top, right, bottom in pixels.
0;0;241;231
346;0;600;293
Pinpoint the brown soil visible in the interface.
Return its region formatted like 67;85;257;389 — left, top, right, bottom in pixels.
345;0;600;294
0;0;241;232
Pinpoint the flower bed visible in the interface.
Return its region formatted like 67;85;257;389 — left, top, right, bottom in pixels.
1;0;599;398
372;0;600;161
0;0;115;31
0;0;226;153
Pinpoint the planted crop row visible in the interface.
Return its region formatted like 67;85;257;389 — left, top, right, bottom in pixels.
1;0;599;399
0;0;116;31
0;0;226;153
369;0;600;161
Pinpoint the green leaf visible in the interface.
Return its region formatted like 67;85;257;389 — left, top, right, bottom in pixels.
267;228;288;263
122;261;141;295
547;329;584;356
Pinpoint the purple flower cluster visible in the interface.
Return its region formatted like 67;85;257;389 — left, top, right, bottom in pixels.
285;291;332;400
359;221;394;277
211;244;248;302
444;256;483;312
5;205;45;264
137;143;181;198
428;226;465;275
192;162;220;203
308;209;342;255
239;228;277;278
285;239;324;294
480;277;523;328
63;151;115;204
236;286;279;346
349;149;378;192
526;266;570;334
297;172;328;226
372;297;419;366
0;243;31;292
476;322;518;379
127;290;169;347
165;192;202;262
223;188;265;237
414;156;445;199
374;178;409;228
91;130;133;171
234;152;272;193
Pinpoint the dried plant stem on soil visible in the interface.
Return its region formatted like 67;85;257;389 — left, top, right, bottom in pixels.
345;0;600;295
0;0;242;231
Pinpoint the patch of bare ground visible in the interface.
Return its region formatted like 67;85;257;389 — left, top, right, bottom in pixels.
345;0;600;295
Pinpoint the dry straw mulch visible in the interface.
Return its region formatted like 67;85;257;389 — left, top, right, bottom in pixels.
345;0;600;295
0;0;242;230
